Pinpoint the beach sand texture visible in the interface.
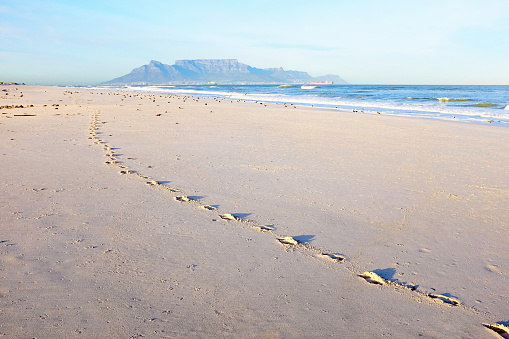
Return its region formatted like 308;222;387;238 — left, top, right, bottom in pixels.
1;86;508;338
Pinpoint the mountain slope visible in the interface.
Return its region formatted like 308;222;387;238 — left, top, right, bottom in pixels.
103;59;347;85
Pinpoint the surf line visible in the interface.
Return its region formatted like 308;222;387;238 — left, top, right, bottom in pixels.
85;94;497;332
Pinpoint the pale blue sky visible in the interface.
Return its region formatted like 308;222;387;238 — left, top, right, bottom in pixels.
2;0;509;85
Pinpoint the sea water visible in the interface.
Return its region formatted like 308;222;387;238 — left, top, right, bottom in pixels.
99;84;509;126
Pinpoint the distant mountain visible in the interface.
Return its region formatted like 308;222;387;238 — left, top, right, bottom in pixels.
103;59;347;85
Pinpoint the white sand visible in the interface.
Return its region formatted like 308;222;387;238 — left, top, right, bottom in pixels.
1;86;508;338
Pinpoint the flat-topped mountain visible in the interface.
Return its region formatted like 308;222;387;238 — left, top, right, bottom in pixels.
103;59;347;85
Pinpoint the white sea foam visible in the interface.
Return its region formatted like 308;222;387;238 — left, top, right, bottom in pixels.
437;97;471;102
504;105;509;110
144;87;509;121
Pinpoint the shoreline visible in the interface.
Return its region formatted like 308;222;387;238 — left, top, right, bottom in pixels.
90;84;509;127
1;85;508;338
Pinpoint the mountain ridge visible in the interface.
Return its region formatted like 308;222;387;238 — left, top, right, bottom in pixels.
103;59;347;85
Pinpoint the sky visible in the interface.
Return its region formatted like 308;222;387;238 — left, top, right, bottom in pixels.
1;0;509;85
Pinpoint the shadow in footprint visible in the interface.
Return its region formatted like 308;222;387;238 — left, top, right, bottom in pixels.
483;321;509;338
231;213;252;220
293;235;315;244
188;195;205;200
373;268;396;280
158;181;171;185
429;292;461;305
441;292;459;299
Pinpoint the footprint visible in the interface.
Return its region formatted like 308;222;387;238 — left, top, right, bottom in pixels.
483;323;509;338
253;225;273;232
428;293;461;306
220;213;238;221
322;253;344;262
486;264;503;274
277;236;299;246
359;272;386;285
175;196;193;202
146;180;159;186
200;205;216;210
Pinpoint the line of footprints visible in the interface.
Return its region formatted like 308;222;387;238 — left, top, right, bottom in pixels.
88;108;507;337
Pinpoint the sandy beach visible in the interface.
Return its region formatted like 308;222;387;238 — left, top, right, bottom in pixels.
1;85;508;338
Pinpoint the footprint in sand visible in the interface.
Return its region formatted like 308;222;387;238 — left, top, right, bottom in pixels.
175;196;193;202
220;213;239;221
486;264;503;274
253;225;274;232
428;293;461;306
483;323;509;338
200;205;216;211
322;253;345;263
359;272;386;285
277;236;299;246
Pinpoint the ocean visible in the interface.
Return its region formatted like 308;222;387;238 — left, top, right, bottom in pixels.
99;84;509;126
